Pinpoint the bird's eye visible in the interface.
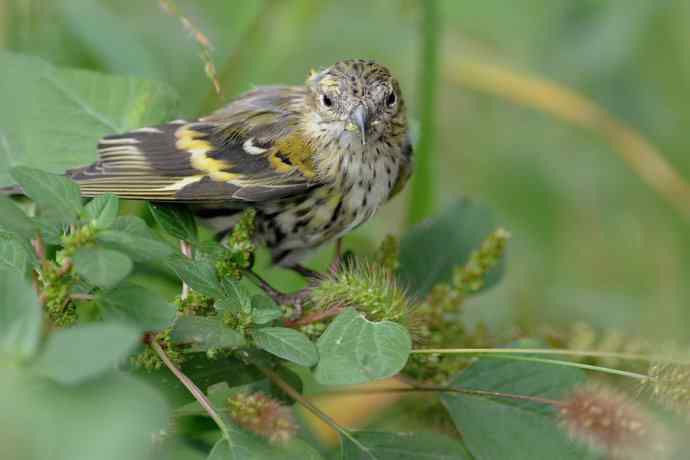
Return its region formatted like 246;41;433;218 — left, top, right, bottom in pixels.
321;94;333;108
386;92;397;107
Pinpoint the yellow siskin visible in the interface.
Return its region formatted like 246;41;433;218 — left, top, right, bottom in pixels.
67;59;412;268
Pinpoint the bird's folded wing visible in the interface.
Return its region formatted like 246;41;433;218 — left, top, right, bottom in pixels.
69;87;319;203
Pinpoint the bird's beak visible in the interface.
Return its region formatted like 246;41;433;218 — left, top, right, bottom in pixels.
350;105;369;145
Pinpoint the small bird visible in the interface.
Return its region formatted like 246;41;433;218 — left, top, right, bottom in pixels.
66;60;412;268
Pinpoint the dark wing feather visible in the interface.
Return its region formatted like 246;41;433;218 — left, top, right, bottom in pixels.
69;86;319;203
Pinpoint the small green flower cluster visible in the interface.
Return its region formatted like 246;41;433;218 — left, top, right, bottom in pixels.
130;329;184;371
405;228;510;383
215;209;256;279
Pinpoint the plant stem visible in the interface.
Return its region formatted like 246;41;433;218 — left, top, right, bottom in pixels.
256;364;370;453
150;338;232;444
407;0;441;226
318;383;562;407
486;355;649;381
411;347;670;362
283;305;343;327
69;293;95;301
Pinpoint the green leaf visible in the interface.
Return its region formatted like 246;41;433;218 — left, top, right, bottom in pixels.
84;193;119;228
171;316;246;351
342;431;470;460
149;203;198;242
110;215;153;236
217;279;253;313
166;256;223;298
252;327;318;367
0;195;37;238
441;356;592;460
207;435;323;460
0;369;169;460
208;439;237;460
34;216;67;245
72;247;132;288
0;269;42;359
32;323;140;384
398;199;505;298
0;50;179;186
99;283;176;331
0;233;35;272
314;308;411;385
251;295;283;324
97;229;174;262
10;166;83;223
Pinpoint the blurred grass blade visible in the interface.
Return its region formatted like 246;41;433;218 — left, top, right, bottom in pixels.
444;56;690;222
407;0;441;226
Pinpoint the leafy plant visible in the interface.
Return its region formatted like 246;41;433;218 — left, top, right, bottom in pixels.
1;18;686;460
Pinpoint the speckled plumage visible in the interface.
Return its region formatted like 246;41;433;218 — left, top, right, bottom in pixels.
68;60;412;265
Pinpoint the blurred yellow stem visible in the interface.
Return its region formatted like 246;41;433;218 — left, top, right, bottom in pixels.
445;57;690;222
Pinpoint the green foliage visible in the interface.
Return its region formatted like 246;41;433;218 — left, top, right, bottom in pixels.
342;431;469;460
441;354;593;460
167;256;224;298
32;323;140;384
149;203;199;242
3;4;676;452
0;233;35;272
399;199;505;298
172;316;246;352
314;308;411;385
96;224;174;261
72;247;132;288
99;283;177;331
0;195;38;237
0;50;179;186
215;209;256;279
11;166;83;224
0;269;42;360
84;193;120;229
252;327;319;367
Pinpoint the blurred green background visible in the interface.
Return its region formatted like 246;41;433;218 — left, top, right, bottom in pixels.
3;0;690;345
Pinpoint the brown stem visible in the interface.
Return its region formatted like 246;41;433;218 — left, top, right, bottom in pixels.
150;338;231;440
330;381;562;407
32;233;46;262
69;293;95;301
57;258;73;277
283;305;344;328
244;269;287;302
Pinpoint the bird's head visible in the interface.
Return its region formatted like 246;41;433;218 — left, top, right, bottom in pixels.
304;60;405;147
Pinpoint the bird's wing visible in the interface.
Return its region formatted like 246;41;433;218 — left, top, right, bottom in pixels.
69;86;320;203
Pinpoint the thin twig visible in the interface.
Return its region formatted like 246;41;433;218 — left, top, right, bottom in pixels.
69;293;95;301
489;355;649;381
411;347;686;363
150;338;232;443
283;305;343;328
243;269;286;302
159;0;221;96
315;383;562;407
